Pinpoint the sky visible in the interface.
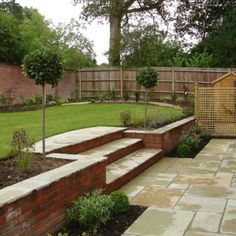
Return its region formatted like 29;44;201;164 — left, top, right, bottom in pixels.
16;0;109;64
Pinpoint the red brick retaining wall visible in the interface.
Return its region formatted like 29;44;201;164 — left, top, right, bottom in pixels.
0;159;106;236
124;117;195;154
0;64;77;100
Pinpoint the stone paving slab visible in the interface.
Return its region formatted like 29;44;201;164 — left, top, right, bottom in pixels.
221;200;236;234
185;186;236;199
33;126;126;153
123;207;194;236
175;196;226;213
130;186;184;208
185;231;232;236
190;212;222;233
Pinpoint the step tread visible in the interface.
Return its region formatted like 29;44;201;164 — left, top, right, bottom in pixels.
106;148;161;184
80;138;142;156
33;126;126;154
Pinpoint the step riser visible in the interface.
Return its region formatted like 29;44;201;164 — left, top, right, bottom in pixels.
106;152;162;193
52;131;124;154
107;140;144;164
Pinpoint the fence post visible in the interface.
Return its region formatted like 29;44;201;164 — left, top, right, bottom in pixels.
195;83;199;119
172;67;175;95
76;70;82;100
120;67;123;99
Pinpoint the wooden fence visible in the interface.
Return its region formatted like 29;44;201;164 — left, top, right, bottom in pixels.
77;67;235;100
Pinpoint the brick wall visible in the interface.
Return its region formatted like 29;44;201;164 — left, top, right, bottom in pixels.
0;64;77;101
0;159;106;236
124;117;195;154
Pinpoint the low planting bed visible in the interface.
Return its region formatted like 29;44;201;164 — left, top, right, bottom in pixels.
0;155;70;190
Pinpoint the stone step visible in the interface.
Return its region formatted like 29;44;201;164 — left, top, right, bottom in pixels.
80;138;144;164
33;126;126;154
46;138;143;163
106;148;162;192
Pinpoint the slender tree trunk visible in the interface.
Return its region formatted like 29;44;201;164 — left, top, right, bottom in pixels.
42;85;46;158
144;88;148;130
109;14;122;66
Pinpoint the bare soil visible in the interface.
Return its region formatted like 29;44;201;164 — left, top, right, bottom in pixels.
0;155;70;190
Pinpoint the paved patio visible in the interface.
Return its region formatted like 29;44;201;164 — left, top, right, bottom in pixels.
121;139;236;236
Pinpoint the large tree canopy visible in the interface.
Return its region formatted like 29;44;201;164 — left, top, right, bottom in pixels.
0;2;96;69
191;7;236;67
121;24;183;67
74;0;173;66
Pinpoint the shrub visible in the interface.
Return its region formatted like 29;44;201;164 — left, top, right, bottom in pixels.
134;91;140;102
177;144;191;156
179;133;200;150
11;129;34;172
171;92;177;102
24;98;35;106
66;190;114;235
46;94;54;103
123;90;130;101
35;95;43;105
48;101;57;106
101;89;116;101
120;110;131;126
183;106;194;117
110;191;129;215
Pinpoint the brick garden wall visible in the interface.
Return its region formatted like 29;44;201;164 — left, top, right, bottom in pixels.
0;159;107;236
124;117;195;154
0;64;77;100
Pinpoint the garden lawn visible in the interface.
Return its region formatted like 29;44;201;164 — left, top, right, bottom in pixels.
0;103;183;159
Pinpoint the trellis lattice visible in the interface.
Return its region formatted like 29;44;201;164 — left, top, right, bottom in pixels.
196;87;236;136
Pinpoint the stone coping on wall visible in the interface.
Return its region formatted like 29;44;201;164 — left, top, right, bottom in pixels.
0;156;107;208
124;116;195;135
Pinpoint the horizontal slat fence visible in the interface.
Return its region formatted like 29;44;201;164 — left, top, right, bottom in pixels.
78;67;235;99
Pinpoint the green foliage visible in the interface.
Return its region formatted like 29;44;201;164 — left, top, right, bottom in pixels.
177;144;191;157
100;89;116;101
134;91;140;102
171;92;177;102
136;67;158;89
122;25;183;67
110;191;129;215
0;91;13;106
35;96;43;105
179;133;200;150
24;98;34;106
123;90;130;101
23;47;63;87
0;12;23;64
120;110;131;126
66;190;114;235
186;51;214;68
11;129;34;172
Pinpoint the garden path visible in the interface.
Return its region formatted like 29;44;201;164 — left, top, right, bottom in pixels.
121;139;236;236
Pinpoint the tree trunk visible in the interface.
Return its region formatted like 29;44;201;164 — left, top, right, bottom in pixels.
144;88;148;130
109;14;122;66
42;85;46;158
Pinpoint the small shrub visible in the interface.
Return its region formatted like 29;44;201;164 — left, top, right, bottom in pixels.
183;107;194;117
11;129;34;172
134;91;140;102
48;101;57;106
55;98;69;105
123;90;130;101
110;191;129;215
46;94;54;103
66;190;114;235
0;92;13;107
177;144;191;156
35;95;43;105
171;92;177;102
120;110;131;126
179;133;200;150
24;98;35;106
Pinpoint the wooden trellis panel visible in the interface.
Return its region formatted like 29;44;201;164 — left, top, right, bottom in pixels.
196;87;236;136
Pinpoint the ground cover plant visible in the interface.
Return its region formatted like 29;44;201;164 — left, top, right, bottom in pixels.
54;190;146;236
0;103;183;159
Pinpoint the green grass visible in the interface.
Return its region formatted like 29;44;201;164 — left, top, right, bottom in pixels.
0;103;183;159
